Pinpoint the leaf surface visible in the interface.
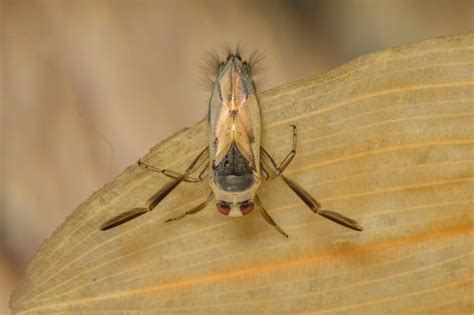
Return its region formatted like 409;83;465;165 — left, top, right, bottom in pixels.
11;33;474;314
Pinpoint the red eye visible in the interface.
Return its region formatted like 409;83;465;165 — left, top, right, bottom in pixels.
216;201;231;215
240;201;254;215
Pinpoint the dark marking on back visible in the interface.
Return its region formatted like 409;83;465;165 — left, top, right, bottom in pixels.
213;141;255;192
214;141;253;175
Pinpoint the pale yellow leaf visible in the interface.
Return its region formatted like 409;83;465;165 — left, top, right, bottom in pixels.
11;33;474;314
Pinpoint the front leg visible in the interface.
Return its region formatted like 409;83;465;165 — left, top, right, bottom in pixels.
254;195;288;238
164;192;214;222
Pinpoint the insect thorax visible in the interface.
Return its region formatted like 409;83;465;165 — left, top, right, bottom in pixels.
213;141;255;192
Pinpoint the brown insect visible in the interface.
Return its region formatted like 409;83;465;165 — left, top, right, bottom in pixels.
101;51;363;237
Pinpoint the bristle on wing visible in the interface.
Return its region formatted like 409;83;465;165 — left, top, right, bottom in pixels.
247;49;266;87
199;46;266;91
199;50;222;90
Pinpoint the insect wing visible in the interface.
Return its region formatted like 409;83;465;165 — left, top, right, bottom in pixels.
209;56;261;172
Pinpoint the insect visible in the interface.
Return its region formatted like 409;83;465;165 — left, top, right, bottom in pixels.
100;51;363;237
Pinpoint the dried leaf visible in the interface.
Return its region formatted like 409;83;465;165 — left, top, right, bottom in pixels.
11;33;474;314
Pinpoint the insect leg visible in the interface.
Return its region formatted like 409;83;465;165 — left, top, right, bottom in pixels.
138;147;209;183
280;175;321;211
254;195;288;238
277;124;297;173
100;207;149;231
260;125;297;180
165;192;214;222
261;163;270;180
138;160;185;180
260;147;279;179
184;147;209;174
101;174;186;231
198;162;210;181
260;127;362;231
147;147;209;210
281;175;363;231
100;147;209;231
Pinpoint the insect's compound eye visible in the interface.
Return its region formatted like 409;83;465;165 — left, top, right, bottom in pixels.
240;201;254;215
216;201;231;215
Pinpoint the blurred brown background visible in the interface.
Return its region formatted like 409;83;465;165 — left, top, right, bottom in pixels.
1;0;472;312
